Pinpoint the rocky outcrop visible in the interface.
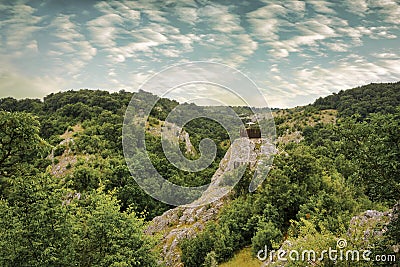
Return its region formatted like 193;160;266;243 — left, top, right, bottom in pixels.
145;199;225;267
145;137;275;266
159;121;195;156
50;138;77;177
347;209;392;241
179;130;195;156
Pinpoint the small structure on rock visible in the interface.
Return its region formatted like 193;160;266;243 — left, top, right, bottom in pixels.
240;122;261;138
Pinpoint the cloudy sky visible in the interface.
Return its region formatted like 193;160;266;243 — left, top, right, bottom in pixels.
0;0;399;107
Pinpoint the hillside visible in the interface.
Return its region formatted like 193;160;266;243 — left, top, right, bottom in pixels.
312;81;400;118
0;82;399;266
215;82;400;266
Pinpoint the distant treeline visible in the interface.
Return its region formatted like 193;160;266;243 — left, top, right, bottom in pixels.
312;81;400;118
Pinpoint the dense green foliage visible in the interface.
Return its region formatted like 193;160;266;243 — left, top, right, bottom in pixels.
303;111;400;204
0;110;158;266
313;81;400;118
0;89;226;216
0;111;50;176
0;89;242;265
0;82;399;266
181;140;377;266
181;82;400;266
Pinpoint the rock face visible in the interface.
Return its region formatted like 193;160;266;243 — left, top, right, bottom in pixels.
160;122;195;156
145;137;275;267
179;130;195;156
145;200;225;267
347;209;392;241
50;137;77;178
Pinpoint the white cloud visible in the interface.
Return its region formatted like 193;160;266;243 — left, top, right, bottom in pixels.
300;18;336;36
225;34;259;66
138;27;170;43
283;1;306;13
175;6;198;25
89;1;254;68
270;64;279;73
198;4;242;33
372;52;399;59
267;18;337;58
92;1;257;67
269;48;289;58
344;0;368;15
49;15;97;75
246;4;288;42
130;71;154;91
144;9;169;23
306;0;337;14
248;17;281;42
169;33;200;51
103;24;172;64
0;3;42;53
156;48;181;58
367;27;397;39
90;1;201;64
369;0;400;24
165;0;199;25
254;5;398;59
94;1;141;21
195;31;258;66
52;15;84;41
336;25;397;46
262;53;400;107
323;41;350;52
247;4;345;57
380;59;400;74
26;40;38;53
87;14;124;48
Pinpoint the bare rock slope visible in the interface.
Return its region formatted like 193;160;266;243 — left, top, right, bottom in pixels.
145;137;275;266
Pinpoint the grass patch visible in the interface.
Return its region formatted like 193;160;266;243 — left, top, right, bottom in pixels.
60;124;83;139
219;247;261;267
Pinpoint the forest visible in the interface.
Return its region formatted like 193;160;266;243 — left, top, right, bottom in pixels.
0;82;399;266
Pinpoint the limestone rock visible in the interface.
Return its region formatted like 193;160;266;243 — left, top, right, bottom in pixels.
146;137;275;266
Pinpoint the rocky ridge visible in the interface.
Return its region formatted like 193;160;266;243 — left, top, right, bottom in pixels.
145;137;275;266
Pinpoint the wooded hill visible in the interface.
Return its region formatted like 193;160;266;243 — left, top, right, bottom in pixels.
0;82;399;266
312;81;400;117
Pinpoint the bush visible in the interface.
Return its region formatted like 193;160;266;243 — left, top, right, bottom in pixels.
54;144;67;157
251;221;282;255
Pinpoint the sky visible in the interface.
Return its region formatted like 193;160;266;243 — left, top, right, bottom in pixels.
0;0;399;108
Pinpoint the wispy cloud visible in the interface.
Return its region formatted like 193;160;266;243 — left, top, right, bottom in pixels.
247;4;287;42
344;0;368;15
87;13;124;48
198;4;242;34
49;14;97;75
0;3;42;54
306;0;337;15
261;53;400;107
0;0;399;106
370;0;400;24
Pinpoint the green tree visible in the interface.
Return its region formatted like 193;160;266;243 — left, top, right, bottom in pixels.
0;174;75;267
203;251;218;267
0;176;159;266
0;111;49;178
335;112;400;204
72;188;158;266
251;220;282;255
